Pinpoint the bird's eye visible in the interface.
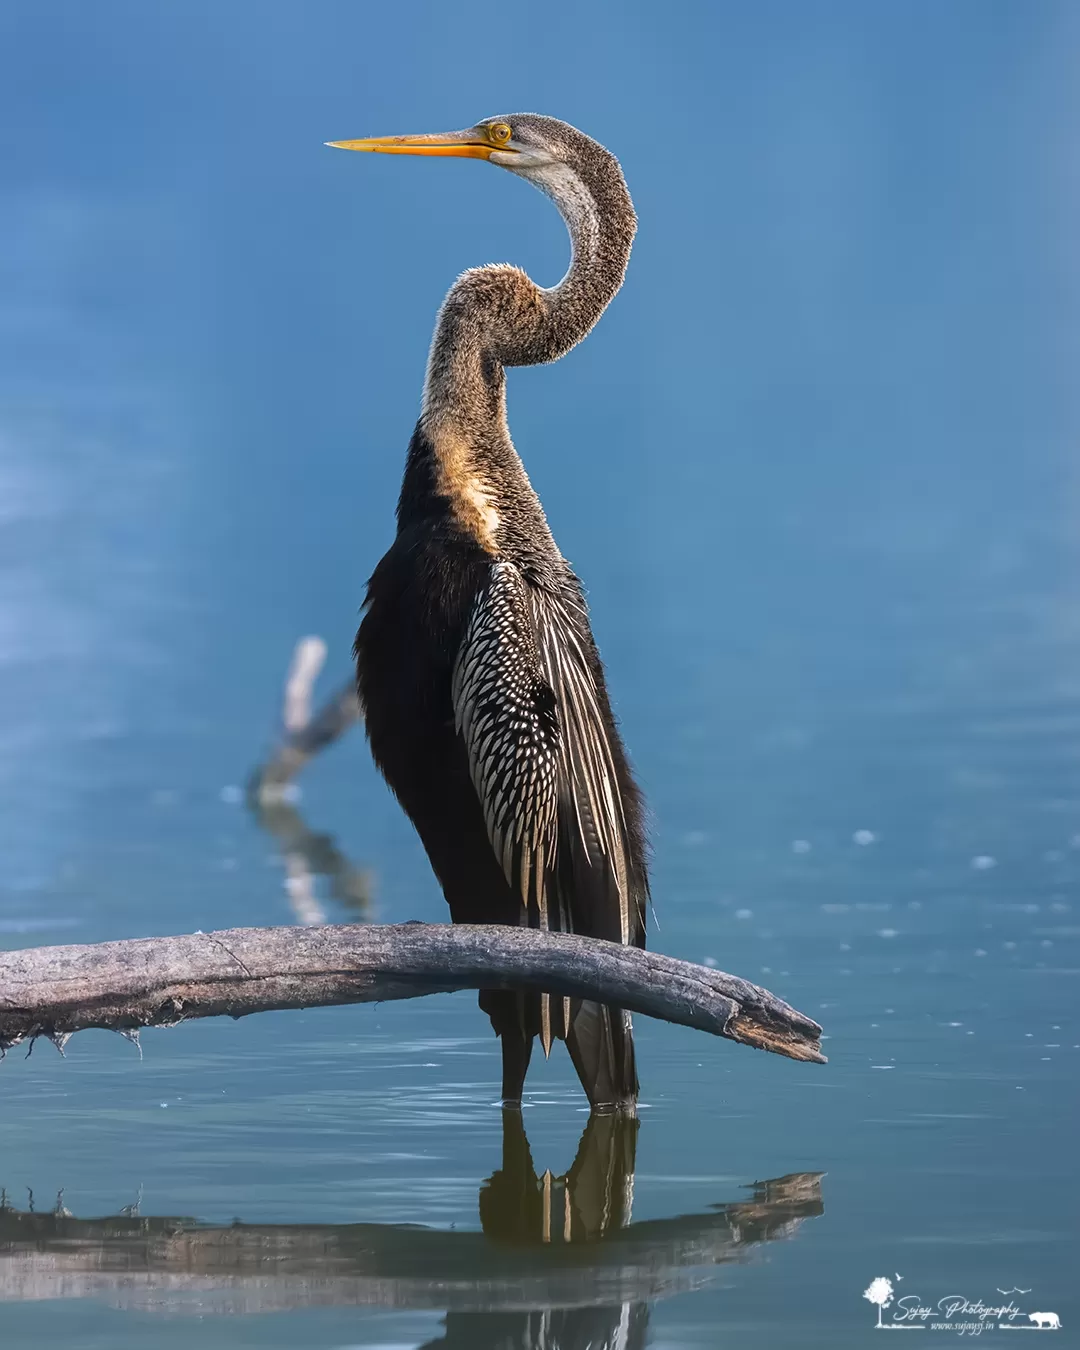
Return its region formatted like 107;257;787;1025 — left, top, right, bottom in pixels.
487;123;512;144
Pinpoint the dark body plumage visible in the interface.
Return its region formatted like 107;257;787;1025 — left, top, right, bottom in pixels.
352;113;647;1109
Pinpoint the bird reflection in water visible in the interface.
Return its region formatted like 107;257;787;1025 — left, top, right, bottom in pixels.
481;1109;638;1247
0;1115;824;1348
436;1112;645;1349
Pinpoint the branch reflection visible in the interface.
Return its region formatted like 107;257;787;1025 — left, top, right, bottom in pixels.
247;790;373;924
0;1115;824;1347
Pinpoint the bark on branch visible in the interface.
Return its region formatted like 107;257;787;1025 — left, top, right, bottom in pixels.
0;923;824;1064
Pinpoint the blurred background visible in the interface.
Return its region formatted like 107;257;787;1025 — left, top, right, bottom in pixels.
1;2;1078;1347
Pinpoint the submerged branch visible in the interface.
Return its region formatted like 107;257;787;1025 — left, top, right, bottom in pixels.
0;923;825;1064
249;637;361;799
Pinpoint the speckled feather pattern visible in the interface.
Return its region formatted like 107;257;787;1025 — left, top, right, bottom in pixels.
452;562;561;925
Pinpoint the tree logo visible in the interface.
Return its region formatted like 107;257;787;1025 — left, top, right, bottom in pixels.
863;1276;923;1330
865;1277;895;1329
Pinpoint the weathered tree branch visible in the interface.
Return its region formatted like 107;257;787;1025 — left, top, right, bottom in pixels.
0;923;824;1064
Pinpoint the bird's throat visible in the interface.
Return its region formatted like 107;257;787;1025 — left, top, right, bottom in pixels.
428;424;502;555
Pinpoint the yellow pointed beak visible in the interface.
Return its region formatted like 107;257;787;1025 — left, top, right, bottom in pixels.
325;131;511;161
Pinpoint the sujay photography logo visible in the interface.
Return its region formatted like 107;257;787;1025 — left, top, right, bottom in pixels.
863;1277;1062;1335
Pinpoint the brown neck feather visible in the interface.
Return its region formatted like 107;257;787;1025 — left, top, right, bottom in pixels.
418;145;636;552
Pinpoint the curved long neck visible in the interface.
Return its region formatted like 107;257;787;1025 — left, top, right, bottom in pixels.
420;160;636;447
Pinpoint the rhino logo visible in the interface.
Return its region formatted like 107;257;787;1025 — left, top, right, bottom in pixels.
1029;1312;1061;1330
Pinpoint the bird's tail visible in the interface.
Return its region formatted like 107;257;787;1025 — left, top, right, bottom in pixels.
481;990;638;1110
564;998;638;1112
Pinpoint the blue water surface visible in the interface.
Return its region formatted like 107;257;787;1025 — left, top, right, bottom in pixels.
1;2;1077;1346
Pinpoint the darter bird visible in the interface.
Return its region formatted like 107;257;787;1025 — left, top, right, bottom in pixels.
332;115;647;1111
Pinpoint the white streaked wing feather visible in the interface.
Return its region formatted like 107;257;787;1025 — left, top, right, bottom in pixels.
452;562;560;924
530;584;637;946
453;563;642;959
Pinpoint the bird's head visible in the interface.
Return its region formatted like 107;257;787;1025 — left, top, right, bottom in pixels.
326;114;633;235
328;113;589;173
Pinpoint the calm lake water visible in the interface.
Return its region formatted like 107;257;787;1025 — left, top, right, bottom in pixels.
2;4;1078;1347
